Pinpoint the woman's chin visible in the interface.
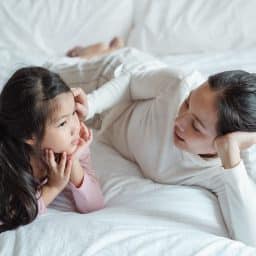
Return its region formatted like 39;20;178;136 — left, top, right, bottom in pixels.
173;135;186;149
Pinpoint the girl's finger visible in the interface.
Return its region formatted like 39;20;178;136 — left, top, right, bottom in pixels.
82;122;91;139
45;149;49;164
49;150;57;168
59;152;67;174
87;129;92;140
64;157;73;179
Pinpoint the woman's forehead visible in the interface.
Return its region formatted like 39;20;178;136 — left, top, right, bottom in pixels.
191;83;218;134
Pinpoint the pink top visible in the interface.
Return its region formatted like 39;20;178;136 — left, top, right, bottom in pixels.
38;138;104;215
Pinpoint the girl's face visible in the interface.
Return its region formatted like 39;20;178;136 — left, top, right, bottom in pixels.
174;82;219;156
41;92;81;155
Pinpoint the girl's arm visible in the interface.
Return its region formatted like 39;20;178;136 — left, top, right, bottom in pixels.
214;132;256;247
68;123;104;213
68;149;104;213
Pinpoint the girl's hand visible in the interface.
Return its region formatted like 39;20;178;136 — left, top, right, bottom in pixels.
71;87;88;120
71;122;92;160
45;149;73;191
214;131;256;169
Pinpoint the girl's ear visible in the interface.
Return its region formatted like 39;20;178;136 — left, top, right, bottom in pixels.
25;136;36;146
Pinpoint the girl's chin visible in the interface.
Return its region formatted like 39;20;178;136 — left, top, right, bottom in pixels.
69;144;79;154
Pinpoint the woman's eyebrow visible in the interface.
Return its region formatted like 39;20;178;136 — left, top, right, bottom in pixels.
189;91;206;129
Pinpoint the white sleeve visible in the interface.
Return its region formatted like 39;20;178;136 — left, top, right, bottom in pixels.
85;48;169;120
217;161;256;247
86;73;131;120
86;67;184;120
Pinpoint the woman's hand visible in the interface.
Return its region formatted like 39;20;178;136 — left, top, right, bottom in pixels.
214;131;256;169
45;149;73;191
71;87;88;120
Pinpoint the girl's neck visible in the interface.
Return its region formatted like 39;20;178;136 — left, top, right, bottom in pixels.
30;154;47;181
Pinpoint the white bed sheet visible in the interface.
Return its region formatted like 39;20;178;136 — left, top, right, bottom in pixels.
0;139;255;256
1;47;256;254
1;1;256;255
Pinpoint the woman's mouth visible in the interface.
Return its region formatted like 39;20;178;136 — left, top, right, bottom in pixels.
174;128;185;142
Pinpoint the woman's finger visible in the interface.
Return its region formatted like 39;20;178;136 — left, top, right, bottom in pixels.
71;87;87;105
75;102;88;119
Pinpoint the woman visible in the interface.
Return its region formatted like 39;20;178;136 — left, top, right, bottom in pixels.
62;47;256;247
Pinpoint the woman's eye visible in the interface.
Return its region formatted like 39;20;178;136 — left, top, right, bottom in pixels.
72;111;76;115
58;121;67;127
192;121;200;132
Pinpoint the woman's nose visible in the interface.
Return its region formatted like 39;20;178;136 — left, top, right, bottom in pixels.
175;114;190;132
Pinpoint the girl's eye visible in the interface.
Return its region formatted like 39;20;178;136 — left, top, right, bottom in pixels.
58;121;67;127
72;111;76;115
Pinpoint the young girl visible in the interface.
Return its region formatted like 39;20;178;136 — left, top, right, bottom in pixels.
0;67;104;233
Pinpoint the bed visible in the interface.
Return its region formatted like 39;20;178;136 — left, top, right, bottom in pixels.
0;1;256;255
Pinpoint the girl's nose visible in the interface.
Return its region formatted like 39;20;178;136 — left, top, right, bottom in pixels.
71;121;79;136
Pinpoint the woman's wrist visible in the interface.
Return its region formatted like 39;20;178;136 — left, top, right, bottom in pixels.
215;136;241;169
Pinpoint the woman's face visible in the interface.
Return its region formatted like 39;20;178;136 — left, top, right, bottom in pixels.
41;92;81;155
174;82;219;155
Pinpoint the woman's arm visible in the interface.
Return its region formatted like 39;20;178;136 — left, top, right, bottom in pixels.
51;47;168;120
214;132;256;247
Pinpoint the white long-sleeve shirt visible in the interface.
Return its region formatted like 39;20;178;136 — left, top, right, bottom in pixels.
54;48;256;247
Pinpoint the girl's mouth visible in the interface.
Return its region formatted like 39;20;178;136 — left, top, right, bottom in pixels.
71;138;80;145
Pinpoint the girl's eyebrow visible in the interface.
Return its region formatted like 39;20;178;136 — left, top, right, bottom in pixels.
53;104;76;123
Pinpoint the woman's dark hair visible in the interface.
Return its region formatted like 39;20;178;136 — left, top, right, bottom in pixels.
0;67;70;232
208;70;256;136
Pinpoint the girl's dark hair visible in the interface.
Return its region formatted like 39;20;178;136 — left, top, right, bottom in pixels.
0;67;70;232
208;70;256;135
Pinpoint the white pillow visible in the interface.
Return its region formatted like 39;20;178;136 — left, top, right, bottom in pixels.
127;0;256;56
0;0;133;58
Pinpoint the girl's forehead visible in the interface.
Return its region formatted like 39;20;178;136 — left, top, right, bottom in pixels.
47;92;74;123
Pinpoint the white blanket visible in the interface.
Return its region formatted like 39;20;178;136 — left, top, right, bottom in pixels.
0;140;255;255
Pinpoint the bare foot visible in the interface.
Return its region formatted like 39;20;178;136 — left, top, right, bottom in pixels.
66;37;124;59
